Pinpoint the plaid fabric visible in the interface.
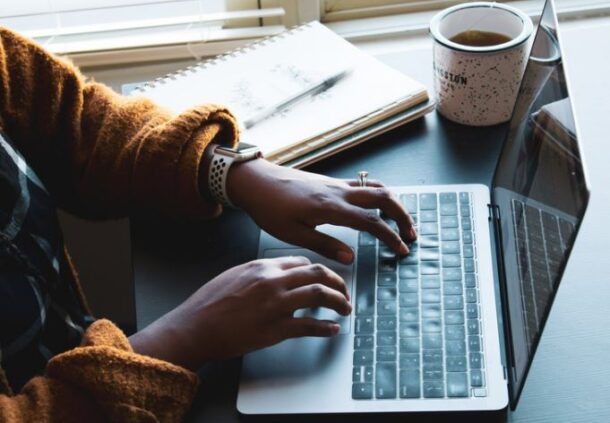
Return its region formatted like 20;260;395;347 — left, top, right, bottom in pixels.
0;131;92;390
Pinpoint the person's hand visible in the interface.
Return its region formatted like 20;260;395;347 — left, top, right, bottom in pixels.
227;158;416;264
129;256;351;370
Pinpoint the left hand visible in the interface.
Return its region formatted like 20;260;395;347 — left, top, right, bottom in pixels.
227;158;416;264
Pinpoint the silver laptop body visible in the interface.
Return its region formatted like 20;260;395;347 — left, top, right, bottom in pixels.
237;0;590;414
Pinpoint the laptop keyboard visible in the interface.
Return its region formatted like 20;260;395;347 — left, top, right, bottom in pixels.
511;199;574;353
352;192;486;400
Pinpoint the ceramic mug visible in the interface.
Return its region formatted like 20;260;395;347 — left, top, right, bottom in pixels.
430;2;534;126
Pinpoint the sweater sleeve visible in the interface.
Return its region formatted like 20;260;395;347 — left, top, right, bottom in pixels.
0;27;240;220
0;319;198;422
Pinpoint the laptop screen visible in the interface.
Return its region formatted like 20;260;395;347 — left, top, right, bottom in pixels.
491;0;589;407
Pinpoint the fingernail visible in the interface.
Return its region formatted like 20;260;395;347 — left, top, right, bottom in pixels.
331;324;340;335
399;242;409;256
410;227;417;239
337;250;353;264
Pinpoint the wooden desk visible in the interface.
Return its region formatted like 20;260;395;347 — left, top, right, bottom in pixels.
132;19;610;423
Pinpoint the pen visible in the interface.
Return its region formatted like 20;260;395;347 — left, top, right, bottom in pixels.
242;68;352;130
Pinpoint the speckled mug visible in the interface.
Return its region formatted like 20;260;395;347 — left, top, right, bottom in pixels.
430;2;533;126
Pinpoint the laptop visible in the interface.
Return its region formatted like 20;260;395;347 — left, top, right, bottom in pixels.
237;0;590;414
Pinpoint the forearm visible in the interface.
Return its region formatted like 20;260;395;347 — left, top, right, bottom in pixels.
0;27;239;220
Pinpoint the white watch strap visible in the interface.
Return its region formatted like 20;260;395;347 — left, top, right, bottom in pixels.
208;150;236;208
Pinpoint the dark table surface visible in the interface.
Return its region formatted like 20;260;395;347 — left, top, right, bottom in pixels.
132;19;610;423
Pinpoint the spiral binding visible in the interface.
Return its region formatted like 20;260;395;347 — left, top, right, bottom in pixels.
131;22;315;94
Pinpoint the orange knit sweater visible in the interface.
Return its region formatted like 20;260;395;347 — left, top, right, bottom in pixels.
0;27;239;422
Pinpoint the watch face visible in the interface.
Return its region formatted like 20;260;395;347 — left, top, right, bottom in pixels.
236;142;259;152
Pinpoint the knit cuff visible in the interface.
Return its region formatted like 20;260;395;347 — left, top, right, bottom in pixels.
47;319;198;422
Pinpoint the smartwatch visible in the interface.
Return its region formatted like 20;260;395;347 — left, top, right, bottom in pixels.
208;142;262;207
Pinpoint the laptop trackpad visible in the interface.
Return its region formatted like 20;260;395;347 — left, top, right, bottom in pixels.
262;248;353;334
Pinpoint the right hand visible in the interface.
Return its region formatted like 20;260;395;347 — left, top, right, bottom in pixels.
129;256;351;370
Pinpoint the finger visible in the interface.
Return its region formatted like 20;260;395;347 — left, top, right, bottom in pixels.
290;225;355;265
346;187;417;242
282;284;352;316
320;204;409;256
263;255;312;270
345;178;385;188
279;317;341;339
280;263;349;299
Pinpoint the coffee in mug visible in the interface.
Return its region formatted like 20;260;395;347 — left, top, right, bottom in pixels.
430;2;534;126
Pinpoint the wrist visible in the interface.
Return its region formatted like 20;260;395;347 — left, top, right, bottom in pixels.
226;157;269;209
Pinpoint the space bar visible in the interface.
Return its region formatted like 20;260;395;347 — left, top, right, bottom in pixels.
355;245;376;316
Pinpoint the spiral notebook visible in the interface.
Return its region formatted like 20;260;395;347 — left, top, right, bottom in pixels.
132;21;431;167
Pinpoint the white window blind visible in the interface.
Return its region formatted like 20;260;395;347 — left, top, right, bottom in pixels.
0;0;286;56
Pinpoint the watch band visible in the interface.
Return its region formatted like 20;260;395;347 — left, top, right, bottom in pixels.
208;147;236;208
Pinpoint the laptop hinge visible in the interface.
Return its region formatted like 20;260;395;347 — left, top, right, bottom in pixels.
487;204;517;392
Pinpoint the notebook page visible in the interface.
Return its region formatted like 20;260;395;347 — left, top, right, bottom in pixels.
135;22;427;156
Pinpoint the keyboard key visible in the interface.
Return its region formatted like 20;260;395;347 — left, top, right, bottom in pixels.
467;319;480;335
353;383;373;399
440;215;459;228
440;203;458;216
445;310;464;325
466;304;479;319
446;340;466;355
421;261;440;275
422;319;442;333
421;275;440;288
442;268;462;281
442;241;460;254
377;316;397;331
377;300;397;315
444;282;463;296
377;332;397;346
421;210;438;222
359;231;377;246
423;370;443;380
364;366;374;382
420;248;440;261
442;254;461;268
470;370;485;387
446;356;467;372
399;337;420;353
354;350;374;365
423;380;444;398
355;246;376;315
355;317;375;334
447;373;469;397
379;273;397;286
420;193;437;210
422;289;441;303
466;288;478;303
399;307;419;322
378;246;396;260
353;367;363;382
459;192;470;204
400;194;418;213
444;295;464;310
440;192;457;204
378;287;397;301
423;351;443;370
469;352;483;369
399;252;418;265
399;279;418;293
461;218;472;230
420;223;438;235
400;323;420;338
377;346;397;362
399;266;418;279
400;370;421;398
463;244;474;258
423;334;442;349
468;336;481;351
463;259;475;272
419;235;439;248
400;293;419;308
462;231;473;244
460;204;471;217
379;258;397;273
422;304;441;319
441;228;460;241
354;335;374;349
399;353;420;369
445;325;466;340
465;274;476;288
